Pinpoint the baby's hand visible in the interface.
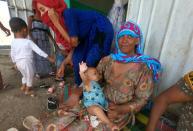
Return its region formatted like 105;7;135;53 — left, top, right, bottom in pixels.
79;61;88;73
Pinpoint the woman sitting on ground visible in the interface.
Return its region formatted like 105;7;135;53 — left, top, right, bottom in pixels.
61;21;162;130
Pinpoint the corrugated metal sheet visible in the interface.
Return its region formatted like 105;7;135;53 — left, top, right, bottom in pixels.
126;0;193;93
7;0;32;22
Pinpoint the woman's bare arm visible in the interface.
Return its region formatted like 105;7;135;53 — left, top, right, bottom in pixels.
0;21;10;36
146;82;193;131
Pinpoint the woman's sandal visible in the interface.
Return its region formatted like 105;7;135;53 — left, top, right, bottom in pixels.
23;115;43;130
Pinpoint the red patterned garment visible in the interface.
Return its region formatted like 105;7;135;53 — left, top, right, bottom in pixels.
97;56;154;129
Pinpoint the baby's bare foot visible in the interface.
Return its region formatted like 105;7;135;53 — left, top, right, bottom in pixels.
46;123;57;131
111;125;119;131
109;123;119;131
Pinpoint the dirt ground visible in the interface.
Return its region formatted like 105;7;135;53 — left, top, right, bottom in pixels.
0;50;74;131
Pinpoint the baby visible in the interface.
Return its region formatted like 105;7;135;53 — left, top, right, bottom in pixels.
9;17;54;95
79;62;119;130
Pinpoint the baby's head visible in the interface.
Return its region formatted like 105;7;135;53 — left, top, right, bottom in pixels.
9;17;28;38
85;67;100;81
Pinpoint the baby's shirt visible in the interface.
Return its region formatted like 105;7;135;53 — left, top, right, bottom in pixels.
83;81;108;111
11;38;48;63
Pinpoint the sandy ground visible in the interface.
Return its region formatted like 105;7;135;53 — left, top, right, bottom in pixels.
0;50;74;131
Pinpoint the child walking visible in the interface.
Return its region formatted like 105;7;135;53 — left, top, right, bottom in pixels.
9;17;54;95
79;62;119;131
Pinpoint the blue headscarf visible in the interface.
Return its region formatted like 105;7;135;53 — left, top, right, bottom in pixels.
111;21;161;81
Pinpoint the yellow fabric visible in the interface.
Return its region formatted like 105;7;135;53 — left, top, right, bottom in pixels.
184;71;193;90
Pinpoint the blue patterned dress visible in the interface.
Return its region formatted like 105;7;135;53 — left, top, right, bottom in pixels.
83;81;108;111
63;8;114;85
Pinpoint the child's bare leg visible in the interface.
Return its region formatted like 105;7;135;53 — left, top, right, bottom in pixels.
25;86;30;94
25;73;34;95
25;86;34;96
87;105;119;130
20;84;26;92
21;76;27;92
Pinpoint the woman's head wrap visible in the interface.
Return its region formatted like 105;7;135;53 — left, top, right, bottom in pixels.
111;21;162;81
32;0;71;52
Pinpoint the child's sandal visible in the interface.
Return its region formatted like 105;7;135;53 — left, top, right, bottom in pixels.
23;115;43;130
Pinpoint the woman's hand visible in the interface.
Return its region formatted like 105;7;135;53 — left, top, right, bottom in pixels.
48;8;59;22
57;63;65;78
109;102;122;112
107;102;122;120
107;109;120;121
56;49;73;78
108;102;132;121
70;37;79;47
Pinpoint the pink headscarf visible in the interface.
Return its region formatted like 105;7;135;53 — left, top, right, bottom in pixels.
111;21;162;81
